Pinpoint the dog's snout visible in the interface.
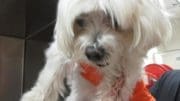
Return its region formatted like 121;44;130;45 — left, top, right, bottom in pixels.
85;46;105;61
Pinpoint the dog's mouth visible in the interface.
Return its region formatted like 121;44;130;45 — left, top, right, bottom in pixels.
81;60;109;67
96;61;109;67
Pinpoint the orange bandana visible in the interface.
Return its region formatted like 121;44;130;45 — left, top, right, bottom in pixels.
80;63;155;101
80;63;103;86
130;80;155;101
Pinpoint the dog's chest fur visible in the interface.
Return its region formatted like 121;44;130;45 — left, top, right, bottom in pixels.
65;65;139;101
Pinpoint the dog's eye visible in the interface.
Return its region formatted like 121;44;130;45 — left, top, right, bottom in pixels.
104;14;119;30
114;19;118;29
73;18;87;35
113;18;119;30
76;18;86;27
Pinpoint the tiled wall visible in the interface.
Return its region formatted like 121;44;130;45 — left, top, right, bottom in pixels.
0;0;58;101
0;37;24;101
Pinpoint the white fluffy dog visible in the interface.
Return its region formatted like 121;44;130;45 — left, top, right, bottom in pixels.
21;0;171;101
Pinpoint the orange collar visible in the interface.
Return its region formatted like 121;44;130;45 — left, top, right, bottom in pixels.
80;63;103;86
80;63;155;101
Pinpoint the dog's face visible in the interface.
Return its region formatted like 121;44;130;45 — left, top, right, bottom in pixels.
55;0;171;70
73;11;133;68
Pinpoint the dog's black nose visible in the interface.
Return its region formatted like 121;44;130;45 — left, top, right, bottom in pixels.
85;46;105;61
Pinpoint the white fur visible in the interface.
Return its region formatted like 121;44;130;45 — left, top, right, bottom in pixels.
21;0;171;101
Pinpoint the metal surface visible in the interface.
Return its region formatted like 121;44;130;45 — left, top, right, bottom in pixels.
0;36;24;101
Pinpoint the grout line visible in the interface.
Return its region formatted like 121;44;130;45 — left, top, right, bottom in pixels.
25;20;56;40
20;40;26;95
0;34;25;39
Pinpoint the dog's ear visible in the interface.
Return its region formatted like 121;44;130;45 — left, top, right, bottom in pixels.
53;0;79;58
53;28;74;58
132;0;172;52
53;22;75;58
